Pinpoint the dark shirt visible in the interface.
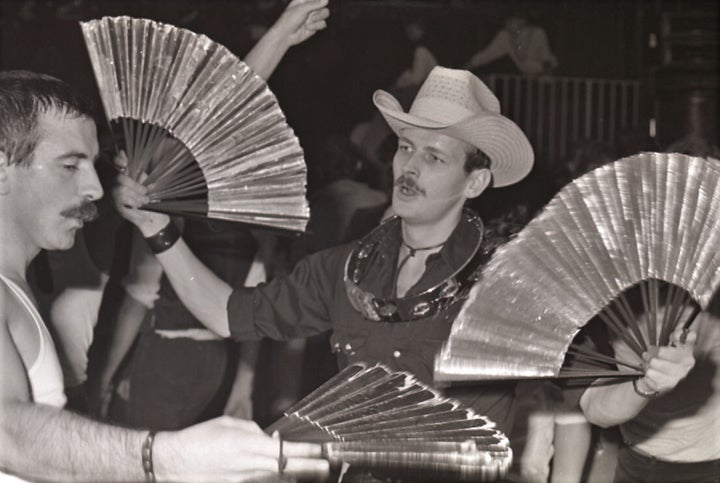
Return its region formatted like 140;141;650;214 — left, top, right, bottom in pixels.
227;214;517;433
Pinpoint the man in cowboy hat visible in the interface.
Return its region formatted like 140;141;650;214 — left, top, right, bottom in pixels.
113;67;534;437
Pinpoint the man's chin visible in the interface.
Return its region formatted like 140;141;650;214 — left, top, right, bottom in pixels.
50;228;79;251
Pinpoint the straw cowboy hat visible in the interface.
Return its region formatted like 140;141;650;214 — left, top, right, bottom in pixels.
373;66;534;187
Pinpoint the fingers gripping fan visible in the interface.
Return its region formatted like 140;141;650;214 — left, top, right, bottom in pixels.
267;363;512;482
80;16;309;231
435;153;720;381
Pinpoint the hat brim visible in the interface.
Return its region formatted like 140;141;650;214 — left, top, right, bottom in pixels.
373;90;534;187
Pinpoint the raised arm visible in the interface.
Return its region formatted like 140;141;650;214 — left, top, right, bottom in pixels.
464;30;510;71
114;183;234;339
580;327;697;428
244;0;330;80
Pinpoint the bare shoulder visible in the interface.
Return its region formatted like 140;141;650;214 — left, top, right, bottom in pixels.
0;282;34;403
0;281;30;332
0;281;39;369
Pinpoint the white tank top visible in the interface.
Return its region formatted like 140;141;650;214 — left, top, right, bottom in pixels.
0;274;66;408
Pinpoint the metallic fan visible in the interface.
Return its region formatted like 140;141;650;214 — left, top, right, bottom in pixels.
267;363;512;482
435;152;720;382
80;16;309;231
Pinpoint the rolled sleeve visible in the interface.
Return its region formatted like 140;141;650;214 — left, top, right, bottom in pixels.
226;246;350;342
227;287;261;340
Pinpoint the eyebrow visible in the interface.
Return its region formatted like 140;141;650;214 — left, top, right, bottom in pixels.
397;136;414;146
56;151;101;162
398;136;454;159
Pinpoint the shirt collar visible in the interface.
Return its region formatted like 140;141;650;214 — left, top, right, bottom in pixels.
372;209;484;294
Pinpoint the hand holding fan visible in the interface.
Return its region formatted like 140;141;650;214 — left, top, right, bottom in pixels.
435;152;720;382
267;363;512;482
80;16;309;231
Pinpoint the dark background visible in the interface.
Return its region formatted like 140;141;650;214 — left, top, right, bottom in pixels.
2;0;717;160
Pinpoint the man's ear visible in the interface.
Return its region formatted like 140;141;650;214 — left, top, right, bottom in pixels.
465;168;492;199
0;151;10;195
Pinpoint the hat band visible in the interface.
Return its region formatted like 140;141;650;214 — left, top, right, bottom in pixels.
409;97;477;124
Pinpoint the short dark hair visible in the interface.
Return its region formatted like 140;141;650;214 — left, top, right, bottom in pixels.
0;70;94;167
464;148;491;174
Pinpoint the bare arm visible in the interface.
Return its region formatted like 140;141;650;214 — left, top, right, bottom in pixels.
244;0;330;80
580;328;697;428
93;233;162;416
464;30;510;70
1;299;146;481
223;341;261;419
396;45;438;87
1;297;327;481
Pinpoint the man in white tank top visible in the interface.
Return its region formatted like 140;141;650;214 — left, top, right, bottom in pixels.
0;2;333;480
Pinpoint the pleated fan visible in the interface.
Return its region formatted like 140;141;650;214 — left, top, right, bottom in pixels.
80;16;309;231
266;363;512;482
435;152;720;382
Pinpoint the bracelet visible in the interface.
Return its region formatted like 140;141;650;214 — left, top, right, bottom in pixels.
141;430;157;482
632;378;659;399
278;435;287;475
144;220;180;254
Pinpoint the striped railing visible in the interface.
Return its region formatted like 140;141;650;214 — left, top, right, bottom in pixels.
482;74;642;167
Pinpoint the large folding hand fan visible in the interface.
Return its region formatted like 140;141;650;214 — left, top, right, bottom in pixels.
435;152;720;382
267;363;512;482
80;16;309;231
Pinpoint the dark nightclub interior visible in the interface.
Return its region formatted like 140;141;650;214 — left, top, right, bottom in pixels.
1;1;718;481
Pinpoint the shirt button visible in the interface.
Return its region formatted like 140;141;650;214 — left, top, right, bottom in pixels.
393;350;401;358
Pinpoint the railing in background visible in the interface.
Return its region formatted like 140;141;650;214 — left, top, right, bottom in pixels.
483;74;642;167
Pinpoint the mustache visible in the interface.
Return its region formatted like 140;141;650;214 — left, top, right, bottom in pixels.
394;174;425;195
60;201;99;222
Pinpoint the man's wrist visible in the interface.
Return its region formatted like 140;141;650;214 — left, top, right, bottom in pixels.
150;432;175;482
143;219;180;254
138;214;171;238
632;378;659;399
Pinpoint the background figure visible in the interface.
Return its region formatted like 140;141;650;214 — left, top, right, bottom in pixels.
551;139;616;193
392;17;438;109
464;14;558;76
298;135;389;254
40;230;109;410
514;381;594;483
222;250;267;420
96;221;260;430
666;133;720;159
350;16;439;170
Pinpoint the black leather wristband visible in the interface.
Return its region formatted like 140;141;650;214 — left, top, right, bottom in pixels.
144;221;180;254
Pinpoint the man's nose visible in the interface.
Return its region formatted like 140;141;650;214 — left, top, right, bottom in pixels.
401;152;421;174
81;166;104;201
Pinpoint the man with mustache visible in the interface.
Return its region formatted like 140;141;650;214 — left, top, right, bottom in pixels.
114;66;534;453
0;6;332;478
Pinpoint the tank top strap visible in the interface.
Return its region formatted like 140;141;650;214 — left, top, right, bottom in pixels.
0;273;67;408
